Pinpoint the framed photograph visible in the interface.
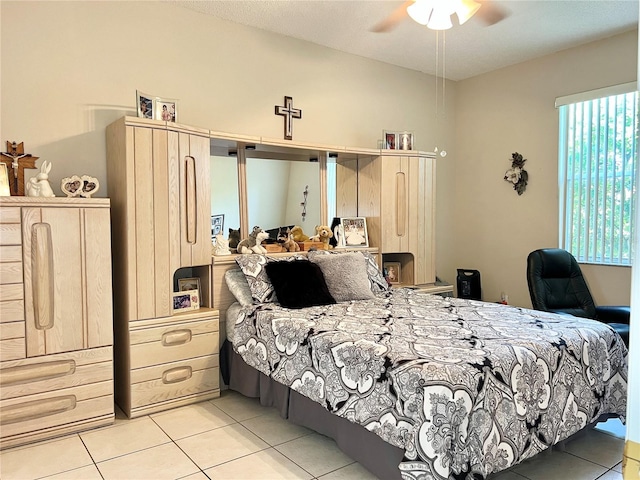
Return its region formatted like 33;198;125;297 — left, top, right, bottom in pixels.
211;214;224;240
383;131;397;150
339;217;369;247
398;131;414;150
383;262;402;285
155;97;177;123
172;289;200;313
0;164;10;196
178;277;201;299
136;90;154;119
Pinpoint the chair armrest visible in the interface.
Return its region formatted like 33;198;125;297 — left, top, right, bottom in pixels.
595;306;630;325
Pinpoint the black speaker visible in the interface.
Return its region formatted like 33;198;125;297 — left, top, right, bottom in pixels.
457;269;481;300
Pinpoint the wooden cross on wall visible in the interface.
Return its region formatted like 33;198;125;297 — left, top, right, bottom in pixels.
275;96;302;140
0;141;38;196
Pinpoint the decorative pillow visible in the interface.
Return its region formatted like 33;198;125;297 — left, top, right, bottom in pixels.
308;252;375;302
235;254;305;304
307;250;390;294
265;260;336;309
224;268;254;307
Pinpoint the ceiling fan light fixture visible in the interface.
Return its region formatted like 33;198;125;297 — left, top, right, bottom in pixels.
427;8;453;30
455;0;481;24
407;0;433;26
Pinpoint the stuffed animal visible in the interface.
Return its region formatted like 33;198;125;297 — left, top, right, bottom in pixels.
290;225;310;242
277;227;300;252
214;234;231;255
309;225;333;248
237;226;269;254
228;228;241;249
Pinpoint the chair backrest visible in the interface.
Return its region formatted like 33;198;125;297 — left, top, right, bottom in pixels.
526;248;597;318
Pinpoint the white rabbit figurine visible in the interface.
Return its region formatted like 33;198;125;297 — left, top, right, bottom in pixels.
26;160;56;197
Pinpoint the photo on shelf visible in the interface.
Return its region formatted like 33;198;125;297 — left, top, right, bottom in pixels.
178;277;201;300
383;262;401;285
398;131;414;150
0;164;10;196
155;97;177;122
172;289;200;313
339;217;369;247
211;214;224;240
383;131;397;150
136;90;154;119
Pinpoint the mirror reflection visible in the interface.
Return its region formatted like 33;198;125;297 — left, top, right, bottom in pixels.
210;154;240;241
247;157;320;239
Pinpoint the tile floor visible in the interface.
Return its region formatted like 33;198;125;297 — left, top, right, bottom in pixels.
0;390;627;480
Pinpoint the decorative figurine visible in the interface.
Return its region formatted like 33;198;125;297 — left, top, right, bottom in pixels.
214;234;231;255
0;141;38;196
26;160;55;197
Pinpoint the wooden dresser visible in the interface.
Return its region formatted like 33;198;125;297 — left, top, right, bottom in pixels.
106;117;220;418
0;197;114;449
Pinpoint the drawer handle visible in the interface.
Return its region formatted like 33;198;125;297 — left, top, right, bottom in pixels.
161;329;192;346
185;156;197;244
162;366;192;384
0;360;76;387
31;223;55;330
0;395;76;425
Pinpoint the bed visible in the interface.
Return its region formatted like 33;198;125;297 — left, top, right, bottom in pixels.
220;251;628;480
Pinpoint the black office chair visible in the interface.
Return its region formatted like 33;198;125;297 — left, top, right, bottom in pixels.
526;248;630;346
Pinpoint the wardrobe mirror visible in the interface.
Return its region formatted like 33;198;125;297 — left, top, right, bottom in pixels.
210;151;241;243
246;155;321;239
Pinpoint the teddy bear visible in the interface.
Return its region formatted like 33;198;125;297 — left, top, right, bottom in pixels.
309;225;333;249
277;227;301;252
290;225;310;243
237;226;269;254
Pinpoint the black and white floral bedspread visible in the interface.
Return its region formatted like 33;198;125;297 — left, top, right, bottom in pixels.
231;289;628;480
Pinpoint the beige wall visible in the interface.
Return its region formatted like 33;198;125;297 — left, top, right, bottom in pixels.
0;0;455;283
454;29;637;307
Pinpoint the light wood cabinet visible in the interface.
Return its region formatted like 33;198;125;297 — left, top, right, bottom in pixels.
0;197;113;449
340;152;436;286
107;117;220;418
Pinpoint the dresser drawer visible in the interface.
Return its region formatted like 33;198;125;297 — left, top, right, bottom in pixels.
0;381;113;442
130;318;219;369
130;355;219;409
0;322;25;361
0;207;20;224
0;262;22;285
0;299;24;323
0;347;113;400
0;245;22;263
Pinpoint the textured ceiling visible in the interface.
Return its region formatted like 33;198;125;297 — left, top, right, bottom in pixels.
172;0;638;81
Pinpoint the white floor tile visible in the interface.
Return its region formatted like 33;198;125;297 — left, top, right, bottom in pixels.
151;401;235;440
80;416;171;462
613;461;622;473
564;429;624;468
317;462;381;480
96;442;200;480
276;433;353;477
176;422;269;470
512;450;608;480
240;408;312;446
209;389;271;421
0;436;93;480
597;470;624;480
204;448;313;479
40;464;103;480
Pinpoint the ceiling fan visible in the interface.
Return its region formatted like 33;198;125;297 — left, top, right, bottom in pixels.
372;0;508;32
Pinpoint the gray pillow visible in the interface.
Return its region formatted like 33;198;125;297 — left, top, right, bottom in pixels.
308;252;375;302
224;269;254;307
308;250;390;294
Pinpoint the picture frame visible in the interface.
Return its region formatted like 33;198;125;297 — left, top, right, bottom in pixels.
136;90;154;119
0;164;10;196
383;262;402;285
211;214;224;240
339;217;369;248
383;131;397;150
398;131;414;151
155;97;178;123
172;289;200;313
178;277;201;299
136;91;178;122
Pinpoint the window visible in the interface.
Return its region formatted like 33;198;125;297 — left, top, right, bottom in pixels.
557;83;638;266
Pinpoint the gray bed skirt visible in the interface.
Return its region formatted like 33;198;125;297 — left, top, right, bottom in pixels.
221;340;404;480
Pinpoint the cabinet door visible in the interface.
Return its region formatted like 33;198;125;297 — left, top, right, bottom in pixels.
22;207;112;356
176;132;211;268
380;155;410;253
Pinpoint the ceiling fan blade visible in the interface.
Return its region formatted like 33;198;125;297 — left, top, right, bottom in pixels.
371;0;413;33
476;0;509;26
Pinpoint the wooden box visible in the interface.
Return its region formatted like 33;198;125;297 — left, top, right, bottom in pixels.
297;241;328;251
